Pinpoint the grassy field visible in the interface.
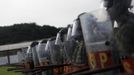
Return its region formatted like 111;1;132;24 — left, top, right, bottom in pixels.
0;66;24;75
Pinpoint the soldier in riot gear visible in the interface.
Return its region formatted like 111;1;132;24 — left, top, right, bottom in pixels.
103;0;134;73
102;0;134;55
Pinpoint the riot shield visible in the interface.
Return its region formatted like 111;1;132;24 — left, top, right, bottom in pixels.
45;37;61;64
63;24;74;62
71;19;82;40
79;9;119;75
55;28;67;45
64;39;76;63
45;37;64;74
63;20;88;73
17;48;27;64
55;28;69;64
31;42;40;67
36;40;48;66
25;46;34;69
66;25;72;41
36;40;49;75
64;20;85;64
55;32;62;45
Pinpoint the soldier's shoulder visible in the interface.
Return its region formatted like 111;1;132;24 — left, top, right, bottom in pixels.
128;12;134;18
125;12;134;24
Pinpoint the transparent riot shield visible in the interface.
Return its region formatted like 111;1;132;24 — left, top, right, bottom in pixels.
31;42;43;75
55;29;74;74
17;51;23;63
79;9;119;75
25;46;34;69
66;25;72;41
55;29;68;63
45;40;52;62
55;32;62;45
55;28;67;45
64;24;74;62
31;42;40;67
16;48;27;68
64;40;88;73
17;51;25;64
64;21;83;63
71;19;82;40
71;19;87;64
63;20;88;73
45;37;62;64
36;40;48;75
45;37;64;74
64;39;77;62
36;40;48;66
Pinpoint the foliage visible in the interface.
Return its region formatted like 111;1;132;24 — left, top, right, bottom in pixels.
0;23;60;45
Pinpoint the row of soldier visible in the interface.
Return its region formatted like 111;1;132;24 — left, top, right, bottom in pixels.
16;20;88;75
9;0;134;75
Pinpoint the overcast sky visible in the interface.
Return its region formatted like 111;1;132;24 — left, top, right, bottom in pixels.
0;0;101;27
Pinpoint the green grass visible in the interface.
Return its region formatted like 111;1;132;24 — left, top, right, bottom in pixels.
0;66;24;75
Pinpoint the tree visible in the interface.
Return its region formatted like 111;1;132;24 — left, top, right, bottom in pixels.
0;23;60;45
